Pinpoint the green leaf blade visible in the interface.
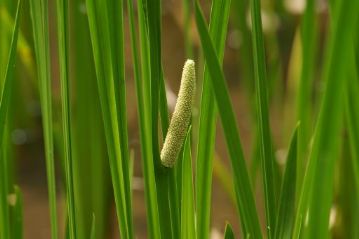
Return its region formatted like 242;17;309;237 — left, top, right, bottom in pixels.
249;0;277;236
345;51;359;189
90;214;96;239
293;1;359;238
275;125;298;239
194;2;262;238
85;1;133;238
128;0;162;238
195;1;231;239
29;0;59;238
224;223;235;239
55;0;77;237
181;127;195;239
11;185;23;239
0;2;23;227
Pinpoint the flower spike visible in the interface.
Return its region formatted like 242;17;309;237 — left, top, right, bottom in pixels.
161;59;196;167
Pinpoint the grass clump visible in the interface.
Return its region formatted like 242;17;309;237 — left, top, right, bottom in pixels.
0;0;358;238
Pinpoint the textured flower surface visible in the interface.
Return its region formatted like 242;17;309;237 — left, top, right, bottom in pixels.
161;59;196;168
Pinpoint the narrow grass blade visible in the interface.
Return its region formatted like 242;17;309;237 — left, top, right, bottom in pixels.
296;0;317;177
0;134;10;239
70;0;108;237
338;138;359;238
345;52;359;188
145;0;161;169
181;127;195;239
65;217;70;239
196;1;231;238
0;0;21;146
275;125;298;239
158;70;181;238
0;3;7;80
107;0;134;236
90;214;96;239
0;3;27;239
11;185;23;239
0;7;35;79
293;0;359;238
127;0;162;238
249;0;277;236
29;0;58;237
168;166;180;239
194;2;262;238
1;15;21;229
155;172;173;238
134;0;162;238
145;0;176;238
224;223;235;239
55;0;77;237
85;1;132;238
342;45;359;238
143;7;171;239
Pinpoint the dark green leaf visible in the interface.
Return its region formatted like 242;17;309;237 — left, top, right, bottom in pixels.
181;127;195;239
224;223;235;239
196;1;231;239
194;2;262;238
249;0;277;236
275;125;298;239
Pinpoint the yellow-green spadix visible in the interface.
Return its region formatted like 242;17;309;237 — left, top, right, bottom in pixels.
161;59;196;168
